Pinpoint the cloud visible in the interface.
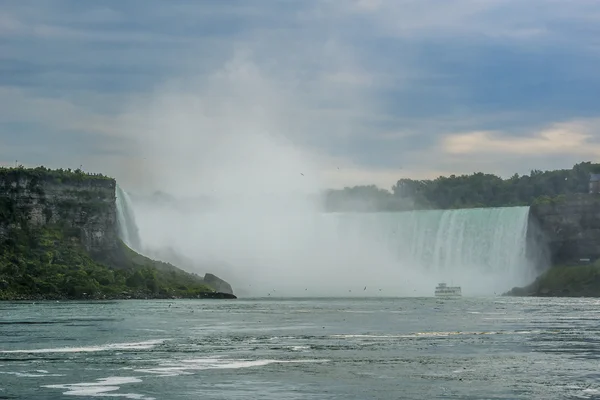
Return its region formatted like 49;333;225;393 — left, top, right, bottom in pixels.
109;48;386;195
384;118;600;180
443;119;600;157
343;0;600;42
1;0;600;190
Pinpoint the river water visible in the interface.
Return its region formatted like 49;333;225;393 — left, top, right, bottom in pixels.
0;297;599;399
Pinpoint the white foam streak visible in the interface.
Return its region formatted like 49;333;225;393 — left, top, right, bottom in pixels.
135;358;330;376
0;371;65;377
331;330;540;339
44;377;152;399
43;358;328;398
0;339;167;354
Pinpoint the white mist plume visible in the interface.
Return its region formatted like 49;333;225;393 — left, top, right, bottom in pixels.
115;51;538;297
114;50;417;296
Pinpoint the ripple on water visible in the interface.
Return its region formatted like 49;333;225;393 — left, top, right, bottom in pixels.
4;298;600;399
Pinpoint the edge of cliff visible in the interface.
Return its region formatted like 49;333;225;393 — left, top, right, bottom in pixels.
0;166;236;300
505;193;600;297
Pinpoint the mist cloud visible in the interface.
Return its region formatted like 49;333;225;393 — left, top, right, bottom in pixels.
112;50;537;297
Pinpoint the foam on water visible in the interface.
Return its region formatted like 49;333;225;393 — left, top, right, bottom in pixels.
331;330;541;339
5;297;599;399
44;377;151;399
43;358;329;398
135;357;330;377
0;371;65;377
0;339;167;354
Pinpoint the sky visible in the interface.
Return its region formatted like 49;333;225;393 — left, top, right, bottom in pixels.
2;0;600;193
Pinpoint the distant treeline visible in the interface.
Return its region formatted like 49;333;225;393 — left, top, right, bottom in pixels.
0;165;111;184
323;162;600;211
5;163;600;212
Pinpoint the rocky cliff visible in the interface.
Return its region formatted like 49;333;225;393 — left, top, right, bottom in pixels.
0;167;118;258
530;194;600;265
203;273;234;295
0;166;235;299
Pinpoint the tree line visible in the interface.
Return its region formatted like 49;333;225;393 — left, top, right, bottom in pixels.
323;162;600;211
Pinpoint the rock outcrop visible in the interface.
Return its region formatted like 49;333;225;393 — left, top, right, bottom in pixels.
504;263;600;297
530;194;600;264
203;273;234;295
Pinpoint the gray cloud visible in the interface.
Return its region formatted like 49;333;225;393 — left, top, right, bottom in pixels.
1;0;600;190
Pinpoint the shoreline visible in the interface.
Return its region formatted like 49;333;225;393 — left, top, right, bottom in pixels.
0;291;237;301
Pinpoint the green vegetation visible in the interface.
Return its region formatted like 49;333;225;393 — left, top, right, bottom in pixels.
531;194;569;207
0;225;215;300
0;165;112;186
0;165;228;300
505;263;600;297
324;162;600;211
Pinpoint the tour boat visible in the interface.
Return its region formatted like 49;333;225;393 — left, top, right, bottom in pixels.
434;282;462;298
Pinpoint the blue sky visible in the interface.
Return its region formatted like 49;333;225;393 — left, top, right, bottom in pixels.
2;0;600;192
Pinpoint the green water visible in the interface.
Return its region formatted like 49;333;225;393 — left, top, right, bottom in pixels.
1;297;598;399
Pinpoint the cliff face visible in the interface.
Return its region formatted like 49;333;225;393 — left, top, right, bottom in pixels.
530;194;600;264
0;169;118;257
0;167;236;299
203;273;234;295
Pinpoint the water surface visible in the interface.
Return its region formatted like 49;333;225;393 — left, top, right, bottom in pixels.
1;297;599;399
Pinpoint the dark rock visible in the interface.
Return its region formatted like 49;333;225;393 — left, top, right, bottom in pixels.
531;194;600;265
203;273;234;295
199;292;237;299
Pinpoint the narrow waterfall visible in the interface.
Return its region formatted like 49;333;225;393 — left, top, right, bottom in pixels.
115;185;142;252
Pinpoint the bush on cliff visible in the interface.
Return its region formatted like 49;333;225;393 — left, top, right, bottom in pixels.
0;225;215;300
505;263;600;297
0;165;112;185
324;161;600;211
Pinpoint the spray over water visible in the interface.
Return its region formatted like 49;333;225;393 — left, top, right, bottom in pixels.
113;55;542;297
126;197;538;297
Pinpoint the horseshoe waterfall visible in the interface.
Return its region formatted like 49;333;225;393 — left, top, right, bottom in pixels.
327;206;539;296
124;191;542;297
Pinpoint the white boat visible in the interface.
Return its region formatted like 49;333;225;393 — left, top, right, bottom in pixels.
434;283;462;298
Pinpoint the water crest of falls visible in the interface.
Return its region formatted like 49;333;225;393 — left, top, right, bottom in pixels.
115;185;142;252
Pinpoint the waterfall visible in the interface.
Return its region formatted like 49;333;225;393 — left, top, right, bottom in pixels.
328;207;536;294
131;201;540;296
115;185;142;252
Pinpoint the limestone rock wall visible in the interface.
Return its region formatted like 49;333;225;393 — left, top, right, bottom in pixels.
530;194;600;264
0;172;118;256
